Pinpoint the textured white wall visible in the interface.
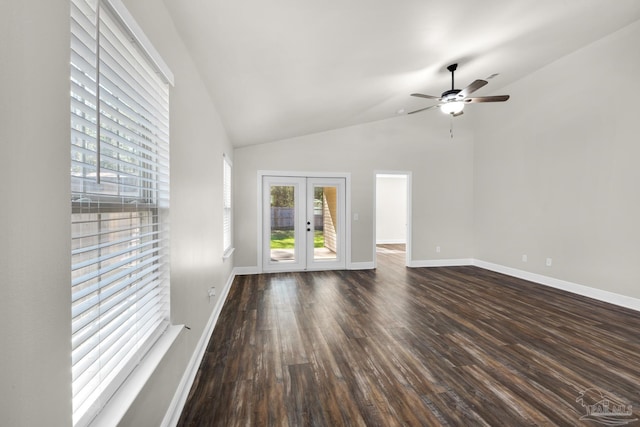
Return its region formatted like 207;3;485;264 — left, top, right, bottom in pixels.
234;113;476;267
376;175;407;244
0;1;72;425
473;20;640;298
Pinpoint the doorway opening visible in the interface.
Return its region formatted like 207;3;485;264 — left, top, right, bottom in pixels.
375;172;411;267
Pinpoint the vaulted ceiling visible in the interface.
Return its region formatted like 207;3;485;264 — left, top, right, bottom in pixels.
164;0;640;147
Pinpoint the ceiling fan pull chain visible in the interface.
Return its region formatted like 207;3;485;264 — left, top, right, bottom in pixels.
450;115;454;139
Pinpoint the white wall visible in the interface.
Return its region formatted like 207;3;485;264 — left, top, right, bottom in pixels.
0;1;234;425
234;113;475;268
473;20;640;299
1;1;72;425
376;175;407;244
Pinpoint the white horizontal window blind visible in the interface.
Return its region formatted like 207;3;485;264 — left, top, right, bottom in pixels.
70;0;172;425
223;155;232;253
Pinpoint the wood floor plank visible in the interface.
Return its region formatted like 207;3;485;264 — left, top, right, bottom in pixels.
177;246;640;426
285;363;327;426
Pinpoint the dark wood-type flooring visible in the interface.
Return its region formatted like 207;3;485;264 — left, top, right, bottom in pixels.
178;245;640;426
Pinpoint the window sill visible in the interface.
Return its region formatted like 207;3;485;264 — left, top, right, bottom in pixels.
223;247;235;260
89;324;183;427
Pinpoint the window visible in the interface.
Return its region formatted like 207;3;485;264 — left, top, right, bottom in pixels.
70;0;173;425
223;155;233;255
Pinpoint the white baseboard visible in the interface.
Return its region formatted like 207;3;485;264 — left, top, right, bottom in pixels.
408;258;474;268
233;264;376;273
234;266;260;275
376;239;406;245
472;259;640;313
161;269;237;427
348;261;375;270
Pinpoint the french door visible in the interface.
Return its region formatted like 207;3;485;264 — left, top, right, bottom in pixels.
262;176;346;272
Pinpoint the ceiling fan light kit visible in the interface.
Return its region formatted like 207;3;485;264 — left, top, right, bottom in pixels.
440;101;464;115
409;63;510;117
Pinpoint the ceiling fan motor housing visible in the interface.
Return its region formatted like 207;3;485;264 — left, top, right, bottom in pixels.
441;89;461;101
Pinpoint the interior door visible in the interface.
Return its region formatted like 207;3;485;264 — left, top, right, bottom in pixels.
262;176;345;272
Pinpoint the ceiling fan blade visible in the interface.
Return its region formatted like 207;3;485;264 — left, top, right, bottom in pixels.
411;93;441;100
453;110;464;117
456;80;488;99
464;95;510;103
408;105;439;115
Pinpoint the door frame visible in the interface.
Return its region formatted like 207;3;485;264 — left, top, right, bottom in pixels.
373;171;412;267
257;171;352;273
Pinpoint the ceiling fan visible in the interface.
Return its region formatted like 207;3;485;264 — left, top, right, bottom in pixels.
409;63;509;116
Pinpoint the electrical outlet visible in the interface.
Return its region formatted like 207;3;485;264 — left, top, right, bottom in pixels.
522;254;527;262
546;258;552;267
208;287;216;298
436;246;441;253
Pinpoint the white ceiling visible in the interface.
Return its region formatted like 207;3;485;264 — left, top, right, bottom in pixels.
164;0;640;147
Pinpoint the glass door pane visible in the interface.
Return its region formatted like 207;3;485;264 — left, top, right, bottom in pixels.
307;178;345;270
311;185;338;262
269;185;296;263
263;176;306;272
